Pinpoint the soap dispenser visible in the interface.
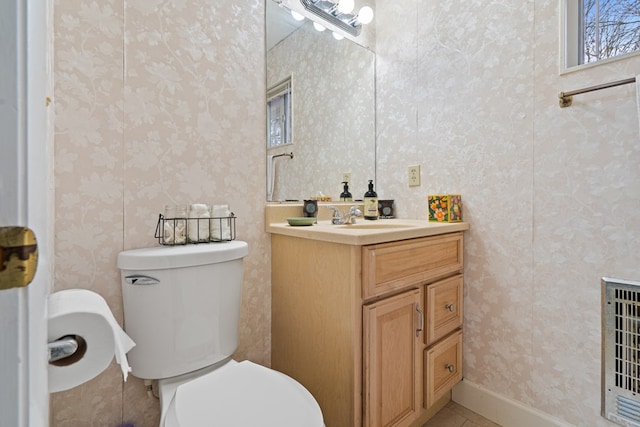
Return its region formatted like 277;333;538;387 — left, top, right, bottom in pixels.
340;181;353;202
364;180;378;220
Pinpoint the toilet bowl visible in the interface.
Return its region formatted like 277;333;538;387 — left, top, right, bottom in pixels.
161;360;323;427
117;242;324;426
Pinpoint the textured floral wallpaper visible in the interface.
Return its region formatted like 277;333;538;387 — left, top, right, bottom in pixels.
267;22;375;201
52;0;639;426
53;1;266;426
376;1;640;426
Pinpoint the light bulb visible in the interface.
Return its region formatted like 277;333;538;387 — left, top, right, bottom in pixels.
357;6;373;24
291;10;305;21
332;32;344;40
313;22;326;32
337;0;354;14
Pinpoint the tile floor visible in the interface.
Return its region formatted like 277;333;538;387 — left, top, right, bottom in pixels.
423;401;501;427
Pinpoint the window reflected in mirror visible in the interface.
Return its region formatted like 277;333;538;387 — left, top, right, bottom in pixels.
267;77;293;148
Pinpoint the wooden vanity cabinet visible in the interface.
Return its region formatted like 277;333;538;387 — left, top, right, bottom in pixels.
424;330;463;408
271;236;363;427
363;288;423;427
361;233;464;300
271;231;464;427
425;274;463;346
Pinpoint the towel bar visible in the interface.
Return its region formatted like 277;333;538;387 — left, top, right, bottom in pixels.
559;77;636;107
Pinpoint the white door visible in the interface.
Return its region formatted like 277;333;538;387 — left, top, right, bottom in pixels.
0;0;51;425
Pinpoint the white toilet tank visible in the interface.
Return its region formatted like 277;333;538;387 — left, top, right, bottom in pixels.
117;241;249;380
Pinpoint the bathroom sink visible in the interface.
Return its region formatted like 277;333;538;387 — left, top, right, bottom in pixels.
267;212;469;245
337;223;417;230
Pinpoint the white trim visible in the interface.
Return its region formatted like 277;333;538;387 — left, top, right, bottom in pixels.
560;0;580;73
26;0;53;423
560;49;640;75
452;379;576;427
0;0;28;423
560;0;640;75
0;0;51;424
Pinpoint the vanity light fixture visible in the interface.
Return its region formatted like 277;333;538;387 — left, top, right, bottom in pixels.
280;0;373;40
313;21;327;32
302;0;373;36
337;0;354;14
291;10;305;21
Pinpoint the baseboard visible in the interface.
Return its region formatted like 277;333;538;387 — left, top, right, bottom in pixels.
452;379;575;427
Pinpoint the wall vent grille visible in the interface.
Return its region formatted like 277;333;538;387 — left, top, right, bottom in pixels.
603;277;640;427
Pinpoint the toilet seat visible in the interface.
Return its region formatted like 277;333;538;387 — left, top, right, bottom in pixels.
164;361;324;427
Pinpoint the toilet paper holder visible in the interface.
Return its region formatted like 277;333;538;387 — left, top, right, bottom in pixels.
48;335;81;363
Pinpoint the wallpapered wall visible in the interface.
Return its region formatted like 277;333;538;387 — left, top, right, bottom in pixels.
52;0;640;426
52;1;266;426
376;1;640;426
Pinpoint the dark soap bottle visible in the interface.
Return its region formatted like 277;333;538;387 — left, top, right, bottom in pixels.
340;181;353;202
364;180;378;220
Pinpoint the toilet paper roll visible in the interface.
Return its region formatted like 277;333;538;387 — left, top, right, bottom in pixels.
47;289;136;393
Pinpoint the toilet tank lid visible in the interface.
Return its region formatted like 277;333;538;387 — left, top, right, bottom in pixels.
117;241;248;271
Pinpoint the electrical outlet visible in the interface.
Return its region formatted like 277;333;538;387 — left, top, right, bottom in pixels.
342;172;351;185
408;165;420;187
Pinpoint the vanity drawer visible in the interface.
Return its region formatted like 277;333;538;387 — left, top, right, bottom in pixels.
362;233;463;299
425;274;463;346
424;330;462;409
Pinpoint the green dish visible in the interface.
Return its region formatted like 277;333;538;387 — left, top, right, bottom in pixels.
287;217;315;226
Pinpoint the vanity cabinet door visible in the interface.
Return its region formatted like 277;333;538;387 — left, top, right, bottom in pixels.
425;274;463;346
362;233;463;300
424;330;463;409
363;288;423;427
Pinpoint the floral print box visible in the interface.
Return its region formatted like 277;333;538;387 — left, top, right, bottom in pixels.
428;194;463;222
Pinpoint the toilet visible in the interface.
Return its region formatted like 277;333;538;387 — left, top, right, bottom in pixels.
117;241;324;427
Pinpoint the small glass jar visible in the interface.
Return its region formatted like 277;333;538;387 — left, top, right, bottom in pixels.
163;205;187;245
188;204;210;243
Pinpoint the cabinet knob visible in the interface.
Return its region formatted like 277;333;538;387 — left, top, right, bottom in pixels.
445;364;455;373
445;303;455;312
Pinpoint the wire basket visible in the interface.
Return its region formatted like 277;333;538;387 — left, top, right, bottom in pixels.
154;213;237;245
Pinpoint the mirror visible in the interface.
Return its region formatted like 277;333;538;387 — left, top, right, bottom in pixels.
266;0;376;202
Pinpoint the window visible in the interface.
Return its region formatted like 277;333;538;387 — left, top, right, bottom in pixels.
564;0;640;69
266;77;292;148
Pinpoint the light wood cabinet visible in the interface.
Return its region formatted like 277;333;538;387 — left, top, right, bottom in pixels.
362;233;463;300
363;289;423;427
271;231;464;427
425;274;463;346
424;330;463;408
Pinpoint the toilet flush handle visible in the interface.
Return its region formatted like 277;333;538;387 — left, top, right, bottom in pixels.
124;275;160;285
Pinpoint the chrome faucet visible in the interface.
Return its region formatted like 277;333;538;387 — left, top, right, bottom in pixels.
326;205;363;225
